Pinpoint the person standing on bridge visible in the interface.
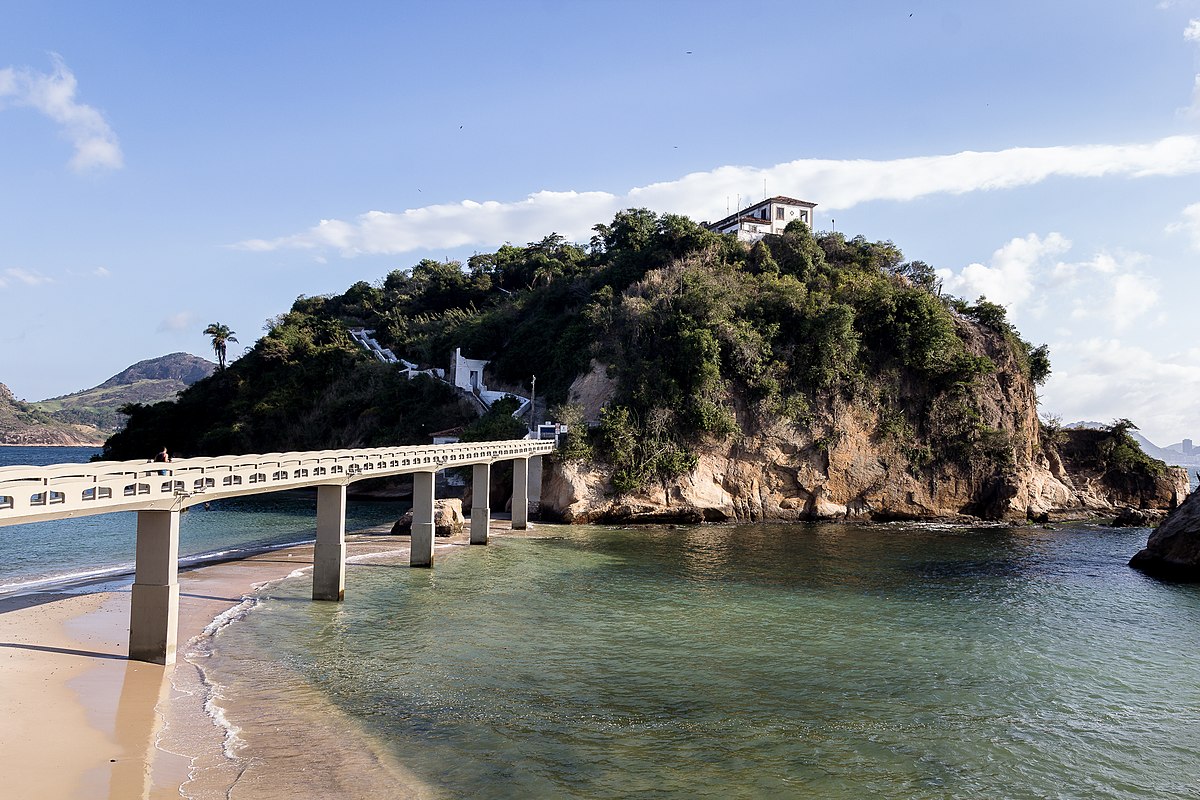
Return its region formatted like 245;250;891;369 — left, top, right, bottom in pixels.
153;447;171;475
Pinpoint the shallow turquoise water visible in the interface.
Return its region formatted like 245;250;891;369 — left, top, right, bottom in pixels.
210;522;1200;799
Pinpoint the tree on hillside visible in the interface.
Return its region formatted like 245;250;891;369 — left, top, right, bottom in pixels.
203;322;238;370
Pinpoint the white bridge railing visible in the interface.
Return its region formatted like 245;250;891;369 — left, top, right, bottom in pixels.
0;439;554;527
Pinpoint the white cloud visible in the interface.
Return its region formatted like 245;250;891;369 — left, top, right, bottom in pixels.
1166;201;1200;250
0;54;123;172
936;233;1071;310
1041;339;1200;445
937;234;1160;334
236;190;620;257
93;266;111;278
157;311;197;333
1186;18;1200;41
236;135;1200;257
0;267;52;288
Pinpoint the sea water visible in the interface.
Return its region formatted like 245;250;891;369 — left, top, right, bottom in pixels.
0;445;409;596
203;522;1200;799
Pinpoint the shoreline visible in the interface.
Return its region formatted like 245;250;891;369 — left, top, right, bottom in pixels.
0;520;514;798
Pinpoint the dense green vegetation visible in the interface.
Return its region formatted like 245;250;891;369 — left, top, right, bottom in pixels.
102;313;474;458
106;210;1053;490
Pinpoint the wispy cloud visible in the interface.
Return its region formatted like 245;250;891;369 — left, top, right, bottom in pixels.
0;267;53;288
1182;20;1200;117
0;54;123;172
157;311;198;333
236;135;1200;257
1167;201;1200;250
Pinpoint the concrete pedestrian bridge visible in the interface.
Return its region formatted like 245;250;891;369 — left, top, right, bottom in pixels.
0;438;554;665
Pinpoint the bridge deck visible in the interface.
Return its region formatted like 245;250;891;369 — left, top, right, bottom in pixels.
0;439;554;526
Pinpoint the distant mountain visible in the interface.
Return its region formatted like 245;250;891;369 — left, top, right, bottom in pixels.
1;353;216;445
95;353;215;389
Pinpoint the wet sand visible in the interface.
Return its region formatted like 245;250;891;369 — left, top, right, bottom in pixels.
0;523;504;798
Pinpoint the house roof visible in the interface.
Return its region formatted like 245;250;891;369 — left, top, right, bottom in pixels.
706;196;817;232
429;426;465;438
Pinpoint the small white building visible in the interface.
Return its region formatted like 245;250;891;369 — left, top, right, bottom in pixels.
705;196;817;242
450;347;490;396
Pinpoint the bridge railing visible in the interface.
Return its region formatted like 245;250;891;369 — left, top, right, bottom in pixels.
0;439;554;526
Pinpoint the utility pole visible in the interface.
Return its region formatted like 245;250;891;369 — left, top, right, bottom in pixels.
529;375;537;435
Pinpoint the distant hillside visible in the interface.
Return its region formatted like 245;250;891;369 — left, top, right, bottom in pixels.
0;383;104;445
1;353;216;445
30;353;215;433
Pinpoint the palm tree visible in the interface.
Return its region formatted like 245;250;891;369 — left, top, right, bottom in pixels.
203;322;238;370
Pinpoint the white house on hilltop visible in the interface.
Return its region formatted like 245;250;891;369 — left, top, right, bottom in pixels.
705;196;817;242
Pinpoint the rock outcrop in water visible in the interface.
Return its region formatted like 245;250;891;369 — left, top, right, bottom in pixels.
1130;489;1200;580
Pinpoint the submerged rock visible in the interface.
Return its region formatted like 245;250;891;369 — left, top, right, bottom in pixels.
1130;490;1200;580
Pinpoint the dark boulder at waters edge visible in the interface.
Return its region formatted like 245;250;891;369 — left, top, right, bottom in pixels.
1112;507;1169;528
1130;490;1200;580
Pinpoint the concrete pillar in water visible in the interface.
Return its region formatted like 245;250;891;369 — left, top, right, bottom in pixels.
313;484;346;601
512;457;529;530
128;509;180;665
471;462;491;544
411;470;435;567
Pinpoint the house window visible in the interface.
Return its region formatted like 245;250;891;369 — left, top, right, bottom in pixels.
776;207;785;220
800;211;808;222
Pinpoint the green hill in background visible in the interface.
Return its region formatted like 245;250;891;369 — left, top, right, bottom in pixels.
2;353;215;445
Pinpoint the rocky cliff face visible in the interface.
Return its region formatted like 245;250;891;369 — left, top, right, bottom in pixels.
542;324;1189;525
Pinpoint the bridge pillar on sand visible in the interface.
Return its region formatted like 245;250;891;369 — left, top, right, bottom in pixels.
410;471;435;568
512;457;529;530
129;510;180;665
313;484;346;601
470;463;490;544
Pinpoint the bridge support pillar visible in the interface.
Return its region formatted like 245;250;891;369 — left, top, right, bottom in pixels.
410;471;435;567
313;484;346;600
470;463;490;544
129;510;180;665
512;457;529;530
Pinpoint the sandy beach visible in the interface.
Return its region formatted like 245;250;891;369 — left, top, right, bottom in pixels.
0;523;498;799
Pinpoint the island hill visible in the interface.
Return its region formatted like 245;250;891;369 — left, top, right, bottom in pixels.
104;208;1189;523
1;353;214;446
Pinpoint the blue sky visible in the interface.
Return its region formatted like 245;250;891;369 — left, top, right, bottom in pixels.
3;1;1200;444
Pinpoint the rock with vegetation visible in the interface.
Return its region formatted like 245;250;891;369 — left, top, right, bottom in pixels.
1130;489;1200;580
104;209;1188;523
